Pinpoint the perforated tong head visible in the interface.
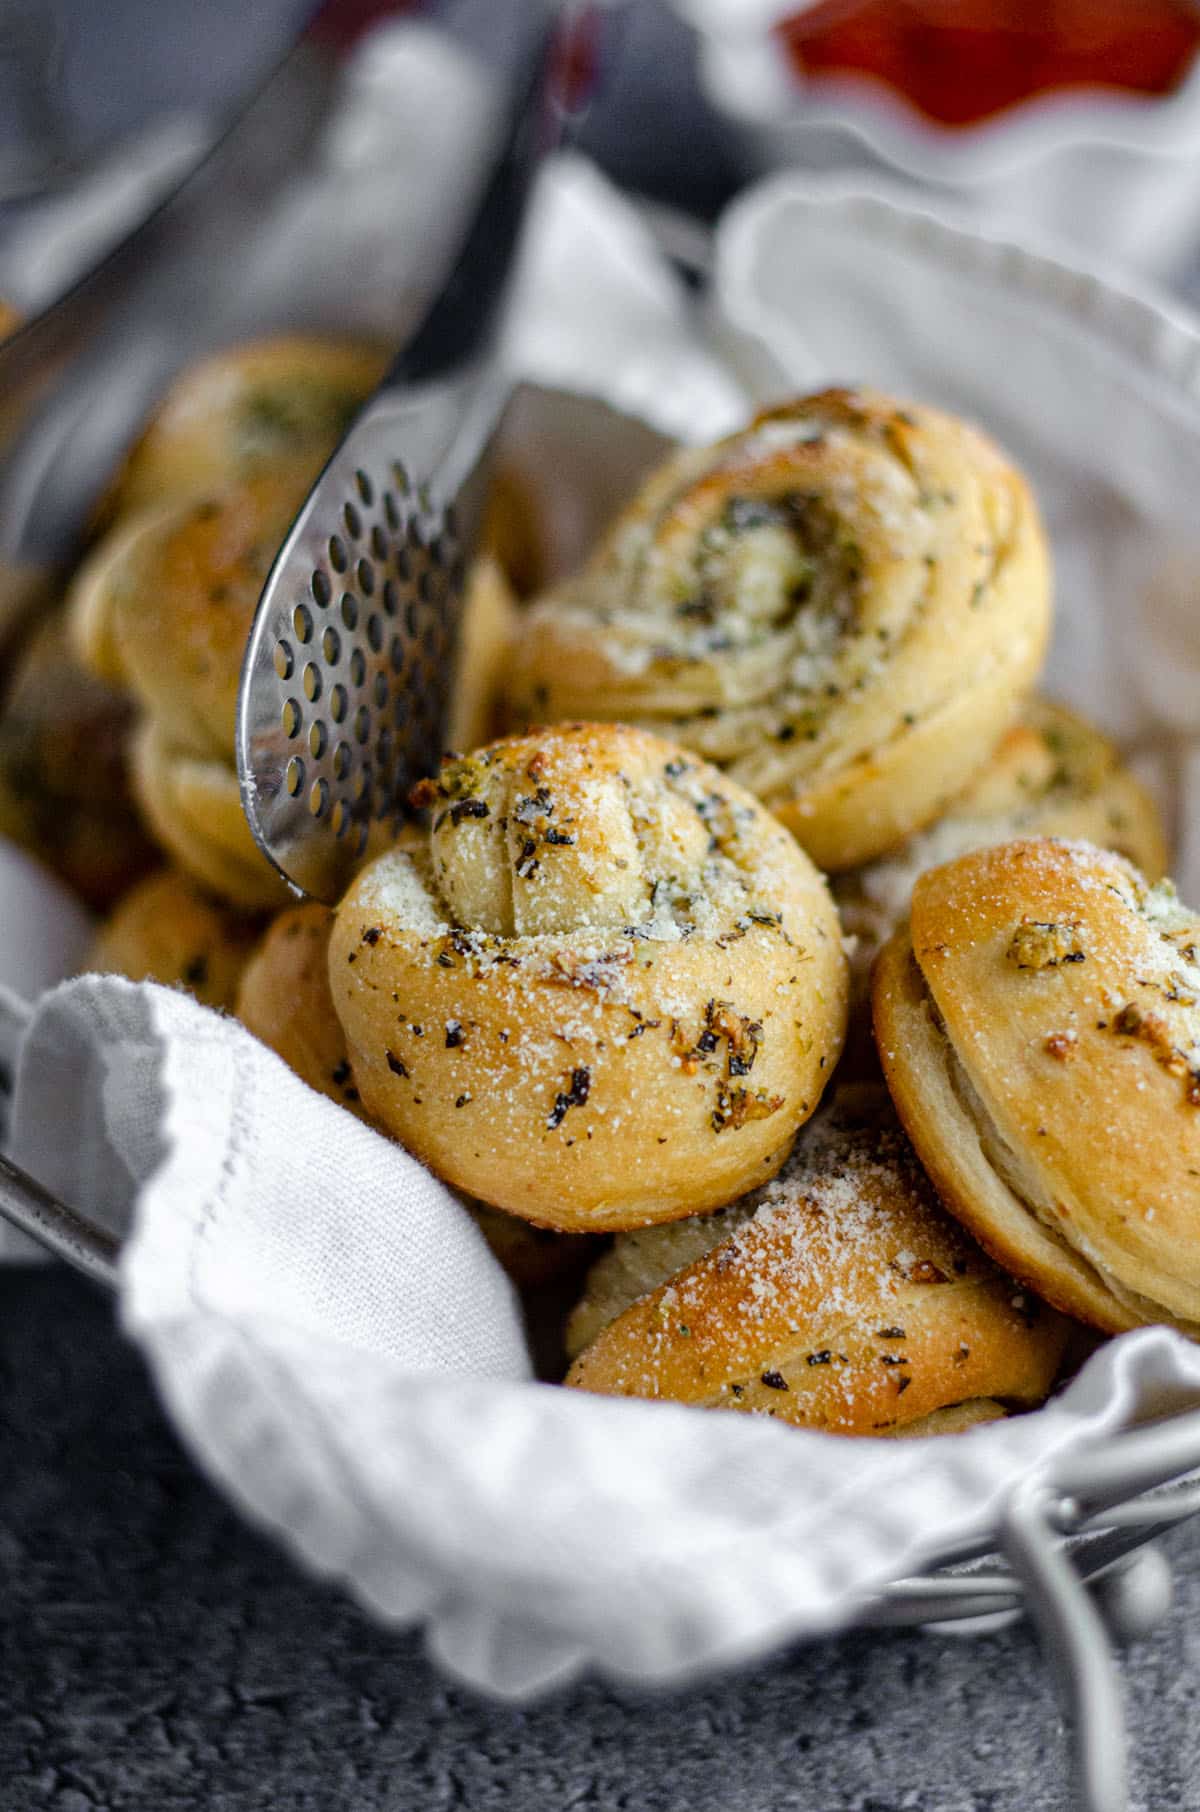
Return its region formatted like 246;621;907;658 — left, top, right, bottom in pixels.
237;12;566;904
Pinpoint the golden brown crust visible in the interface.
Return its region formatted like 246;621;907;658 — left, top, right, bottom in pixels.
130;721;289;910
835;698;1169;1033
0;610;157;909
87;868;262;1010
565;1086;1068;1432
329;723;848;1232
94;335;385;527
467;1203;599;1292
446;558;519;753
874;838;1200;1336
235;902;366;1115
509;388;1051;870
73;462;317;760
236;903;600;1294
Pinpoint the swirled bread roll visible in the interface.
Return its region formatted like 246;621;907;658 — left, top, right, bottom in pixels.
874;839;1200;1337
71;464;517;909
95;335;385;527
88;868;262;1010
837;699;1168;1011
0;610;157;909
509;388;1051;871
329;723;848;1232
73;461;317;760
565;1086;1068;1432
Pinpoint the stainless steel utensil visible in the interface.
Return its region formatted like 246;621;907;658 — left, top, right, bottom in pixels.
237;12;562;902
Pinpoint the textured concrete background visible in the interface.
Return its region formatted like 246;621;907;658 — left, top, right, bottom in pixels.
3;1270;1200;1812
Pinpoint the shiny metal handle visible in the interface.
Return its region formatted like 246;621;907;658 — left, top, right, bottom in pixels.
381;7;565;395
0;1150;117;1288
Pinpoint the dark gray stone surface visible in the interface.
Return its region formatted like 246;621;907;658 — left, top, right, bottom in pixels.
2;1269;1199;1812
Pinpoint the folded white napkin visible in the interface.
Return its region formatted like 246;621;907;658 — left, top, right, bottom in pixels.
10;972;1200;1697
7;154;1200;1698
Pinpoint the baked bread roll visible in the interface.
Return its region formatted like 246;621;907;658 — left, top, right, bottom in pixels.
129;718;289;910
874;838;1200;1337
71;467;517;910
88;868;261;1010
73;461;317;759
237;901;597;1294
329;722;848;1231
235;902;365;1114
837;699;1168;1009
95;334;384;526
0;610;157;909
509;388;1051;871
446;556;519;753
565;1086;1068;1433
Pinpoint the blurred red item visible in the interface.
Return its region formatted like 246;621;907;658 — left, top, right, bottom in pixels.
552;4;604;116
309;0;424;53
776;0;1200;128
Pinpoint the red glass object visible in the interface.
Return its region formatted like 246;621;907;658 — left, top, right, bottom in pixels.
775;0;1200;129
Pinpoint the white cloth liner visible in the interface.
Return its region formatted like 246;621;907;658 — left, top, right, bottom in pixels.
7;154;1200;1698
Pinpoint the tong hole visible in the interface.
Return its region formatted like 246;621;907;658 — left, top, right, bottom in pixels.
282;699;301;738
354;706;370;745
311;570;332;609
391;461;410;496
328;535;348;574
349;648;366;687
395;546;411;580
355;469;374;506
286;757;304;796
357;557;375;596
333;740;351;780
342;501;362;540
340;594;358;630
371;525;388;561
330;683;348;724
321;626;340;664
373;672;388;708
309;778;329;819
331;798;350;839
303;662;322;703
366;613;383;653
308;720;327;759
383;579;398;617
293;603;313;644
384;492;400;532
274;640;293;680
